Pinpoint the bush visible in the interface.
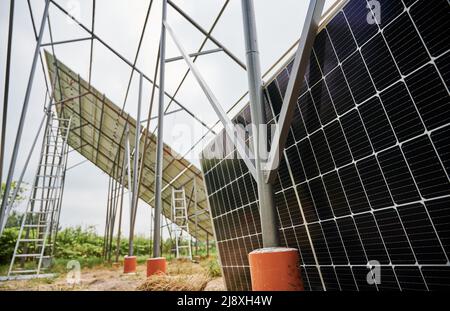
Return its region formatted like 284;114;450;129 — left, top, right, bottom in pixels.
0;224;217;269
0;227;19;263
56;226;103;258
206;258;221;278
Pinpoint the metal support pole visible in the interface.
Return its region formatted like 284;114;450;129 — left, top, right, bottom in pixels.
0;114;45;234
0;0;50;229
194;178;198;256
125;126;134;256
152;0;167;259
115;149;127;262
240;0;279;247
1;0;15;192
206;233;209;257
129;73;143;248
103;177;112;259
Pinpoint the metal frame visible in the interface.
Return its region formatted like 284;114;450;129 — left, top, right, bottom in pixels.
165;48;224;63
265;0;325;183
240;0;278;247
0;0;15;195
164;20;257;180
0;0;328;275
0;0;51;233
152;0;168;259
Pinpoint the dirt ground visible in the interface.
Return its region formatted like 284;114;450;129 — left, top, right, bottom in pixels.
0;260;225;291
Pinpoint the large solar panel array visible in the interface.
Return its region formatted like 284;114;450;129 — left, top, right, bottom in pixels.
45;52;213;242
200;0;450;290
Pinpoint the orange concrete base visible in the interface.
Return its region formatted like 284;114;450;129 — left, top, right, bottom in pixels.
146;257;167;277
249;247;304;291
123;256;137;274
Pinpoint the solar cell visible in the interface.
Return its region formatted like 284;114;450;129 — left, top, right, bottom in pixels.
201;0;450;291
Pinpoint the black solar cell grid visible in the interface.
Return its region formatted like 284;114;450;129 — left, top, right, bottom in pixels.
201;0;450;291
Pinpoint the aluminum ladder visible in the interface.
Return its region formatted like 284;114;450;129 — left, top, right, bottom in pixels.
7;115;71;279
171;187;192;260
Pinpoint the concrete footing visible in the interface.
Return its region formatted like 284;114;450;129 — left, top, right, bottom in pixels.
146;257;167;277
249;247;304;291
123;255;137;274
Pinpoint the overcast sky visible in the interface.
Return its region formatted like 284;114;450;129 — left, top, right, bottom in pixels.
0;0;335;238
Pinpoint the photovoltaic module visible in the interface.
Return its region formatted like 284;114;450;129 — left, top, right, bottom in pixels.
200;0;450;291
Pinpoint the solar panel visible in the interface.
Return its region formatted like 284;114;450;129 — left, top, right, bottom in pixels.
45;52;213;242
200;0;450;290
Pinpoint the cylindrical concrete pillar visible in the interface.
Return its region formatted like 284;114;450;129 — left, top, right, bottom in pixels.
123;255;137;274
249;247;304;291
147;257;167;277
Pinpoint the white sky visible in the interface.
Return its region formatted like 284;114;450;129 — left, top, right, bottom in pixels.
0;0;335;238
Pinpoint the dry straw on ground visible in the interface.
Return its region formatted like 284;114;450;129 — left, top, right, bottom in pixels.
137;273;211;291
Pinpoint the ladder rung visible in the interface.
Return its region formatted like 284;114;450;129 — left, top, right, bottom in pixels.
24;224;47;228
14;254;41;258
33;186;58;190
10;269;38;274
19;239;44;242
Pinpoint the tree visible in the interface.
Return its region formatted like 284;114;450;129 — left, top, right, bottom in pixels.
1;181;27;203
1;181;27;230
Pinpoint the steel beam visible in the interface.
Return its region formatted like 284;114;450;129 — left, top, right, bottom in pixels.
125;126;134;256
40;36;92;47
48;0;214;135
153;0;168;258
115;150;127;262
130;73;143;240
89;0;96;85
167;0;246;70
0;114;45;234
164;21;257;180
165;48;223;63
140;108;183;123
0;0;50;229
52;91;90;106
265;0;325;183
1;0;15;193
153;1;229;134
240;0;279;248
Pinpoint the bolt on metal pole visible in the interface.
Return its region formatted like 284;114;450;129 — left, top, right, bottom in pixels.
0;0;51;228
241;0;279;248
153;0;168;258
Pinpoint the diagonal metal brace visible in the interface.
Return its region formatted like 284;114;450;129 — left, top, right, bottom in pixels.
265;0;325;183
164;21;257;180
